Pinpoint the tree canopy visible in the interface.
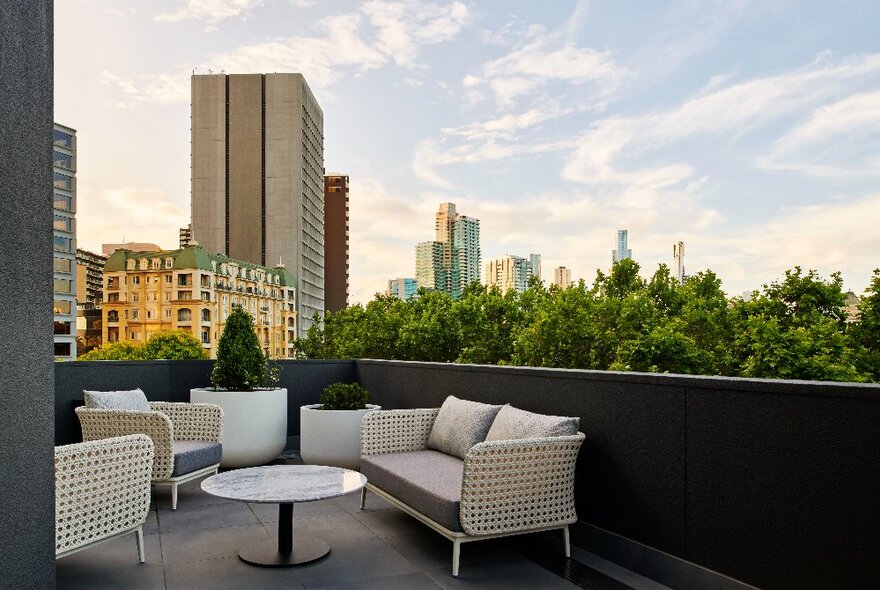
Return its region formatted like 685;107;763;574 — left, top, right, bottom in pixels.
295;261;879;383
79;330;208;361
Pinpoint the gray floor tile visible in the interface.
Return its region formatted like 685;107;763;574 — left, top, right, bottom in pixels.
160;523;271;564
164;555;307;590
312;571;444;590
157;499;258;534
334;490;393;513
56;533;161;579
425;556;581;589
143;510;159;535
153;479;230;512
382;532;516;571
57;564;166;590
294;512;379;545
292;538;420;588
249;498;343;523
353;508;427;538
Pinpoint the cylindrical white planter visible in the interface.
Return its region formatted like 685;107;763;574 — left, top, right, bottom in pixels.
191;388;287;468
300;404;381;471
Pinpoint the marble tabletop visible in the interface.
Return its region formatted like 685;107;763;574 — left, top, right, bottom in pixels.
201;465;367;504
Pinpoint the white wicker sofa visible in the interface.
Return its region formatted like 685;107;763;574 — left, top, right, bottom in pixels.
55;434;154;562
359;397;585;576
75;389;223;510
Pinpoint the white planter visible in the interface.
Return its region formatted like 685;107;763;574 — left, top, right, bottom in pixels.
190;387;287;468
300;404;381;471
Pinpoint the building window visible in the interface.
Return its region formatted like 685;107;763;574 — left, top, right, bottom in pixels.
146;310;153;320
54;321;72;335
53;236;72;253
131;276;140;285
164;291;171;302
131;310;139;320
201;291;210;301
164;309;172;319
165;258;173;269
164;274;172;284
178;309;192;322
178;291;192;300
54;193;72;211
54;278;72;294
131;292;139;303
54;129;73;148
53;172;73;190
151;259;160;269
53;150;73;170
201;309;211;322
201;329;210;344
53;215;72;232
107;311;119;322
107;293;120;303
53;257;71;273
178;274;192;286
127;260;135;270
140;259;148;270
54;342;71;357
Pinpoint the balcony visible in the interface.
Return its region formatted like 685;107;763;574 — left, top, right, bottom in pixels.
48;359;880;590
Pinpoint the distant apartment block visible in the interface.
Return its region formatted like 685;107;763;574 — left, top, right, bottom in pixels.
191;72;324;338
102;245;297;359
673;241;686;284
485;254;541;294
612;229;632;264
324;174;349;312
386;278;419;301
53;123;77;360
76;248;107;308
553;266;572;289
845;291;861;323
180;224;195;248
102;242;162;256
416;203;480;299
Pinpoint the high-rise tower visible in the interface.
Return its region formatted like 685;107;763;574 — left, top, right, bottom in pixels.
553;266;572;289
53;123;77;360
673;241;686;284
612;229;632;264
418;203;480;299
324;174;349;312
191;73;324;337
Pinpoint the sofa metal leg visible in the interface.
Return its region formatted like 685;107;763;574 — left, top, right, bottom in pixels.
359;487;367;510
563;525;570;558
452;538;461;577
136;526;145;563
171;483;178;511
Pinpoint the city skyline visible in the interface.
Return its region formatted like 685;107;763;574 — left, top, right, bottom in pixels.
55;1;880;303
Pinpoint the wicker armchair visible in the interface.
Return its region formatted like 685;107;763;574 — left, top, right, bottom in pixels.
361;408;585;576
56;434;154;562
76;401;223;509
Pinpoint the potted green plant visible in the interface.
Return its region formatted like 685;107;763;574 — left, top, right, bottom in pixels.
191;307;286;468
300;382;380;470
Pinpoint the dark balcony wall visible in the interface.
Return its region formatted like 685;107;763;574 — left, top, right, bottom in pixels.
55;360;355;445
0;1;54;588
355;360;880;590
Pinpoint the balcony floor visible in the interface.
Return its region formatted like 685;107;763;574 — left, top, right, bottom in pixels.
57;458;667;590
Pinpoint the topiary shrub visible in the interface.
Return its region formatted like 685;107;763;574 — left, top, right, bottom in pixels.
211;307;267;391
319;382;370;410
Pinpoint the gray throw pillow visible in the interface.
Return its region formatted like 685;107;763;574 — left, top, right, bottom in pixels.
426;396;503;459
485;405;579;441
83;388;150;412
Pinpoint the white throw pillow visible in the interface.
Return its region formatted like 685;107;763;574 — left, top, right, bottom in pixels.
485;405;579;442
83;388;150;412
426;395;503;459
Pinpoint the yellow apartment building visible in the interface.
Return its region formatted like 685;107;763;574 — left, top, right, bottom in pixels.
102;245;297;359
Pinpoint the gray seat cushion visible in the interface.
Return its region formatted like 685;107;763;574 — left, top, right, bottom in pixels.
426;396;503;459
485;405;580;442
362;450;464;532
83;388;150;412
171;440;222;477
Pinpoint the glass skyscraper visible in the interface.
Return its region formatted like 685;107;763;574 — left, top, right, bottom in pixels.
612;229;632;264
53;123;77;360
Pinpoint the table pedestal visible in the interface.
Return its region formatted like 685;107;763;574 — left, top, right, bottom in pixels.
238;502;330;567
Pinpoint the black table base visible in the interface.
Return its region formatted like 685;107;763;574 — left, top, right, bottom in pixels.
238;502;330;567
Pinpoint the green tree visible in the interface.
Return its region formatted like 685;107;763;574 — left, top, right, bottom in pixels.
455;284;522;365
79;340;147;361
849;269;880;381
211;307;267;390
142;330;209;360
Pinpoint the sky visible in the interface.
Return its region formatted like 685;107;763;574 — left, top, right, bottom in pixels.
55;0;880;303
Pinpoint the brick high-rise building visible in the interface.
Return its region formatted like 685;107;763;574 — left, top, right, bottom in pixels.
324;174;349;312
191;73;324;337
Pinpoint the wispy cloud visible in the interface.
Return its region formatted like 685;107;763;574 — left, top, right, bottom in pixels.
155;0;263;30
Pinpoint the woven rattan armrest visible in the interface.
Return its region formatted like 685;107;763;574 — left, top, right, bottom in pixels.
459;432;585;537
55;434;154;558
361;408;440;456
149;402;223;443
75;406;175;479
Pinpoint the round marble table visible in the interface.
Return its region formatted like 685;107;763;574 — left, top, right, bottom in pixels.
201;465;367;567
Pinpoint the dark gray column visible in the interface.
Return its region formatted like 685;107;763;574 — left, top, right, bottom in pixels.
0;1;55;588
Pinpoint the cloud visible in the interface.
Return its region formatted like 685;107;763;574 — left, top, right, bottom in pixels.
760;90;880;177
155;0;263;29
360;0;471;67
563;53;880;186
